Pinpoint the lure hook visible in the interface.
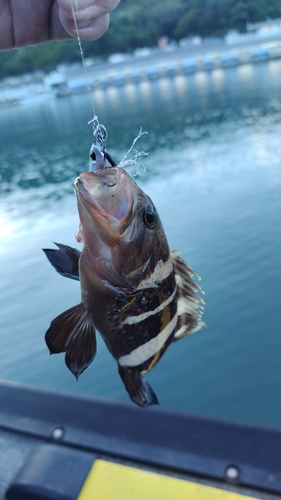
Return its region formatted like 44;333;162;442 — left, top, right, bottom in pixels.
89;121;117;172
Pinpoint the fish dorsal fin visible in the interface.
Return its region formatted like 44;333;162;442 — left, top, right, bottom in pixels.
170;250;205;340
43;242;81;281
45;303;96;379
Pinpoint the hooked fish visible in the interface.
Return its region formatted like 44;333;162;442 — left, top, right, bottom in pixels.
44;166;204;407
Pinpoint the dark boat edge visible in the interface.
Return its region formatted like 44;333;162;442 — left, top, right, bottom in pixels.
0;378;280;499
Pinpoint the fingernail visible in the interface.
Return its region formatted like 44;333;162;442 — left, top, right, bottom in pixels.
76;19;92;29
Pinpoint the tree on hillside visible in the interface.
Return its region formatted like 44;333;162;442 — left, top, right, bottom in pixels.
173;0;281;38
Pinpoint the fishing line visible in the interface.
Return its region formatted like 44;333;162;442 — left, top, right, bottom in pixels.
71;2;98;128
70;2;148;173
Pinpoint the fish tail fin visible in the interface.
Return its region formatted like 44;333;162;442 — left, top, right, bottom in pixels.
118;365;159;408
43;242;81;281
45;303;96;379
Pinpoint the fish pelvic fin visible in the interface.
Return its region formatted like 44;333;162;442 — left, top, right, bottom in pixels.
43;242;81;281
45;303;96;379
170;250;205;341
118;365;159;408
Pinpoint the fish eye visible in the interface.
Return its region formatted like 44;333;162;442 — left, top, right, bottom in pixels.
143;202;158;229
97;181;116;189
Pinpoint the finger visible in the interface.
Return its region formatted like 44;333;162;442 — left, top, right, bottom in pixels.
58;0;120;23
58;9;110;40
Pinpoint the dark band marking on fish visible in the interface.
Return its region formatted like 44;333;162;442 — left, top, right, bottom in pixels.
104;275;177;355
108;290;143;315
112;288;177;355
118;312;178;367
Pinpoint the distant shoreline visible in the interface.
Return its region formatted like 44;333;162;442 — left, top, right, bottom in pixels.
1;33;281;104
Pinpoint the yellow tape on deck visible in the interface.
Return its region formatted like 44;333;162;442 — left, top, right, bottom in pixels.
78;459;258;500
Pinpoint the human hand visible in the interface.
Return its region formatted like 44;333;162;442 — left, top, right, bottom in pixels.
0;0;120;50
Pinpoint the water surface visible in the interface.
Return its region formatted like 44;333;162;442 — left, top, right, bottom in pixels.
1;61;281;426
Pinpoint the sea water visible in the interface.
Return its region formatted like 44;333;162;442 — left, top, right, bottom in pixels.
0;60;281;427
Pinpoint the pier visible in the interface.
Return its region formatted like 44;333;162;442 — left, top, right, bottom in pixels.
50;37;281;95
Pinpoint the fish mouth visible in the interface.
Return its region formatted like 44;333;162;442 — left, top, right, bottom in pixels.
74;167;134;231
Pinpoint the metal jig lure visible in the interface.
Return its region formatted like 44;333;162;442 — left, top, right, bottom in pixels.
89;119;117;172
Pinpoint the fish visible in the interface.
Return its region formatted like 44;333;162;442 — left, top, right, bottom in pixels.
44;166;204;407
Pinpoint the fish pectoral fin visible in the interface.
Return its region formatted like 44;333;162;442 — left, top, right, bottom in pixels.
43;242;81;281
118;365;159;408
170;251;205;340
45;304;96;379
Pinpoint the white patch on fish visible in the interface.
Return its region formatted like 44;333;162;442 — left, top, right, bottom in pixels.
122;286;177;326
137;257;173;289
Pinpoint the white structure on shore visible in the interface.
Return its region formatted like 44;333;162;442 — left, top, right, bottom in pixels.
225;18;281;45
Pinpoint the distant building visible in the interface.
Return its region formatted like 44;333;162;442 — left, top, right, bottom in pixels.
225;18;281;44
246;18;281;34
158;36;169;50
